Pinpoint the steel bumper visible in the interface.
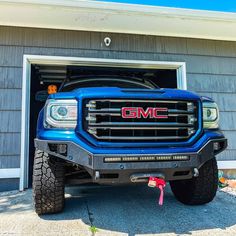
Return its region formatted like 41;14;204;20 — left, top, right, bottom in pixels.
35;137;227;182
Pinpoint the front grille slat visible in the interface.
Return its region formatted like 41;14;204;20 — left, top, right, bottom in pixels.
83;99;199;143
88;108;194;114
88;122;194;127
89;127;191;130
89;99;189;104
91;135;190;140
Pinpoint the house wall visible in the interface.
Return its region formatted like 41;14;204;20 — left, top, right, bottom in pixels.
0;26;235;190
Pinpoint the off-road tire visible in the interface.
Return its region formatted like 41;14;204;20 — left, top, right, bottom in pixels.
170;157;218;205
33;149;65;215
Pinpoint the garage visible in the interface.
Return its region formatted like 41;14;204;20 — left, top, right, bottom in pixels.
25;56;186;188
0;1;236;191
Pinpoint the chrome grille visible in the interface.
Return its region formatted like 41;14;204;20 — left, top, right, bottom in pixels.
83;99;199;142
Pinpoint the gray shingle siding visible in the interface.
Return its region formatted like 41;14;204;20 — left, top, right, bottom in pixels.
0;26;235;190
0;178;19;191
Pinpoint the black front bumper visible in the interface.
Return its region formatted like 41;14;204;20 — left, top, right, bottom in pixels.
35;138;227;183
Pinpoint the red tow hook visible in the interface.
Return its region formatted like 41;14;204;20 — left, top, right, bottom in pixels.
148;177;166;206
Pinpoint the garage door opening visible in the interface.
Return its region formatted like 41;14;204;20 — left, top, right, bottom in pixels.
21;55;187;190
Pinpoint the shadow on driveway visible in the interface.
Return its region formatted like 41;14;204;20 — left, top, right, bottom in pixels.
0;190;32;213
39;185;236;235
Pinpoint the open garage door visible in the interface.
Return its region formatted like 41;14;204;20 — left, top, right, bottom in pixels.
21;56;187;189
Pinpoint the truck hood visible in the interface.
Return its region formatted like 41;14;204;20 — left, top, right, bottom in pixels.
51;87;201;101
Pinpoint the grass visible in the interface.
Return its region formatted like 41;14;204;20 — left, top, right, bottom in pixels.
89;226;98;235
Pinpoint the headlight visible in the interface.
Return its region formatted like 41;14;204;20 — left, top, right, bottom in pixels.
203;102;219;129
45;99;78;128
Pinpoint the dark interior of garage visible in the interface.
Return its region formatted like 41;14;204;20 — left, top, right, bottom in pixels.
29;64;177;185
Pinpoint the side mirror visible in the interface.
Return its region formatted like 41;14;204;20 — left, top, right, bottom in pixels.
35;90;48;102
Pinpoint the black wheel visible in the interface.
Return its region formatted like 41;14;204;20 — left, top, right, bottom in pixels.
170;157;218;205
33;149;65;215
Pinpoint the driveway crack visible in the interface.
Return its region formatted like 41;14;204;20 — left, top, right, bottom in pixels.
85;200;98;235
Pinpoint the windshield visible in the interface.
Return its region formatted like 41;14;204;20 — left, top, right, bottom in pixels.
60;76;158;92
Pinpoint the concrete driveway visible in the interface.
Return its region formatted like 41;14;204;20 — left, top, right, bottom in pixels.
0;185;236;236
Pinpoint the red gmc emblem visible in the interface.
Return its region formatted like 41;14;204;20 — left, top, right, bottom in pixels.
121;107;168;119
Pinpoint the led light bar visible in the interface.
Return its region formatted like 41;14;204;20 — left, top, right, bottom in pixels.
104;155;190;163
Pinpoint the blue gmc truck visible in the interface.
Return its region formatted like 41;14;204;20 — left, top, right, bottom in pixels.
33;76;227;214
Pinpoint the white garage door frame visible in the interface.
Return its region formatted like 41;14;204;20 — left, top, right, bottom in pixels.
18;54;188;190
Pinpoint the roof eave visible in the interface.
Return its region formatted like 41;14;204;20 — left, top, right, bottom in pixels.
0;0;236;41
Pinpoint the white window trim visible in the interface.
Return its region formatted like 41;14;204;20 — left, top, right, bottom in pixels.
19;55;187;190
0;168;20;179
218;161;236;170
